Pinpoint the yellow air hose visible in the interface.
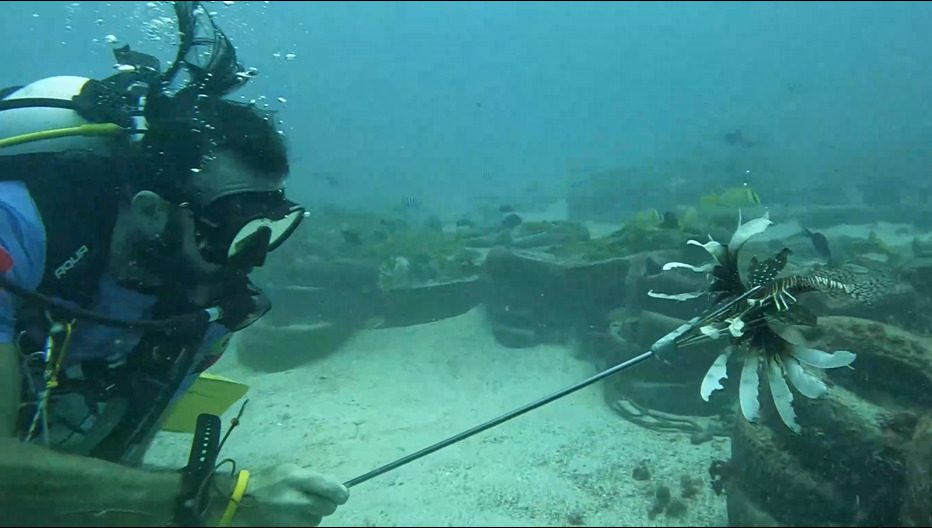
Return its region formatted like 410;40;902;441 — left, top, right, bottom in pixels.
0;122;126;150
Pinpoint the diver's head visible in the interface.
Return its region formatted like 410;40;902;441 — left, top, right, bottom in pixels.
119;94;304;284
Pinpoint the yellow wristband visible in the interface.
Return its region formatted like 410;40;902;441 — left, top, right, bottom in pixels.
217;469;250;527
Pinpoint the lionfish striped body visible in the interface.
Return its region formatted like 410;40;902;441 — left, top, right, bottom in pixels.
647;211;892;433
753;273;851;311
753;269;890;313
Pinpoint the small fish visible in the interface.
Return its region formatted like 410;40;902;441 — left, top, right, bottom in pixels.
702;186;762;208
401;196;422;208
391;197;424;219
499;204;515;213
723;129;757;147
455;218;475;228
802;228;832;263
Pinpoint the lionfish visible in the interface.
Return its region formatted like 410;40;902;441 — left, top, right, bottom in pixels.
647;211;888;433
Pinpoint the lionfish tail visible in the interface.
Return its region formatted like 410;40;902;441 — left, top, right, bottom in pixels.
809;267;897;305
757;267;896;311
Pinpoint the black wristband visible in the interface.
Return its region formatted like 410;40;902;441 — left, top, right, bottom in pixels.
172;413;222;527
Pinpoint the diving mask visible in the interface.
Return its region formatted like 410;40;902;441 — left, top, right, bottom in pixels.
188;190;305;270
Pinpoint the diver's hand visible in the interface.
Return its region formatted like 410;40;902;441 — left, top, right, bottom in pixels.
235;463;349;526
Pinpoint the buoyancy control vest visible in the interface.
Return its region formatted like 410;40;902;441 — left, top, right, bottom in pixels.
0;151;221;465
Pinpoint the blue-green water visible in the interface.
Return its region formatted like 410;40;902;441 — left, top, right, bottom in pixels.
4;2;931;216
3;2;931;527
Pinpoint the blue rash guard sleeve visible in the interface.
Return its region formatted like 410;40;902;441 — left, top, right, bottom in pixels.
0;181;46;345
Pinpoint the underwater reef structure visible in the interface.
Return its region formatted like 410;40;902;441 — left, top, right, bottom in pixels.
480;197;729;351
239;210;486;371
483;246;631;348
720;316;932;527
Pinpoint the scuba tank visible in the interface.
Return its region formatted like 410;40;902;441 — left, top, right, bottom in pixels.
0;0;252;157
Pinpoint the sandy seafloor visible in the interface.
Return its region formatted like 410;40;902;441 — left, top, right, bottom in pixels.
145;305;730;527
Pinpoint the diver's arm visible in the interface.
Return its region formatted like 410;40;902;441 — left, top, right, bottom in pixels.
0;437;187;526
1;340;343;527
0;342;220;526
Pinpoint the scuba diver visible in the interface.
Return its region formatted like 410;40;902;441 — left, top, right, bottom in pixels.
0;3;347;526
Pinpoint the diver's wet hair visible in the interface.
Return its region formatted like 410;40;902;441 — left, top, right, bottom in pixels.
132;89;288;200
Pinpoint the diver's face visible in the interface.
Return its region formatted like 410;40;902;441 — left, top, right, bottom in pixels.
122;194;225;289
185;150;290;270
126;150;287;290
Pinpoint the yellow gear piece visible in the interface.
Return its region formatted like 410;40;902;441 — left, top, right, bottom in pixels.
161;373;250;433
161;335;248;433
